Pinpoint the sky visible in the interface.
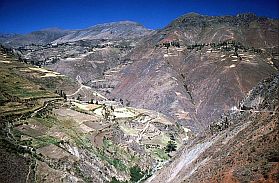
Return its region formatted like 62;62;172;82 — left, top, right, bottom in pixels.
0;0;279;34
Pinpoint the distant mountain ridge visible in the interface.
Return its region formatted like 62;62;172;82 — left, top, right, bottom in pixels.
0;21;153;47
52;21;152;43
0;28;72;47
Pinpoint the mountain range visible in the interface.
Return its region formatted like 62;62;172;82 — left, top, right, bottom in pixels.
0;21;152;47
0;13;278;183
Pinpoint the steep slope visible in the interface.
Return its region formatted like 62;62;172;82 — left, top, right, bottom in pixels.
109;13;278;132
0;47;189;183
1;13;278;183
7;14;278;133
146;74;279;183
165;13;279;47
48;40;135;84
9;21;152;86
14;39;143;87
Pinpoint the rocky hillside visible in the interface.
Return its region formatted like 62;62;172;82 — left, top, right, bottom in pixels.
0;13;278;183
146;74;279;183
4;21;152;86
108;13;278;133
5;13;278;133
0;47;189;183
9;13;278;134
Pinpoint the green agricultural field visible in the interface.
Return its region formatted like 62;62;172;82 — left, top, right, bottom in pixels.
0;50;60;117
0;66;55;100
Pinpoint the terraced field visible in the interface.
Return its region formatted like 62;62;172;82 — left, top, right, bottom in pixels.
0;49;61;120
0;48;189;182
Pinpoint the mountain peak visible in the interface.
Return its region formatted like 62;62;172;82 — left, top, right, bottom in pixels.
39;27;64;32
183;12;203;17
51;20;152;43
87;20;144;29
114;20;141;25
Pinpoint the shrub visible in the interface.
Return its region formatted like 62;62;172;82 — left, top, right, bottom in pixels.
130;166;144;182
165;140;177;153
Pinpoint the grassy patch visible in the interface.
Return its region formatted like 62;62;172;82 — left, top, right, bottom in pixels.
12;128;24;140
103;139;113;148
34;116;57;128
97;148;127;172
151;148;169;160
98;139;145;173
0;71;53;99
109;166;150;183
74;134;92;149
111;159;127;171
130;166;144;182
32;135;61;148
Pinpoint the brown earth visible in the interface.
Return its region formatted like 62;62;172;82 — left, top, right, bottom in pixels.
145;74;279;183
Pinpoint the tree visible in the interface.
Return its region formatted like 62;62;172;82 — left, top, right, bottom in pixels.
130;166;144;183
62;92;67;101
165;140;177;153
76;95;81;101
170;134;175;141
163;42;170;49
120;98;124;105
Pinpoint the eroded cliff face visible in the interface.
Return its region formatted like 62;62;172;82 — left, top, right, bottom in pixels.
110;13;278;132
145;74;279;183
